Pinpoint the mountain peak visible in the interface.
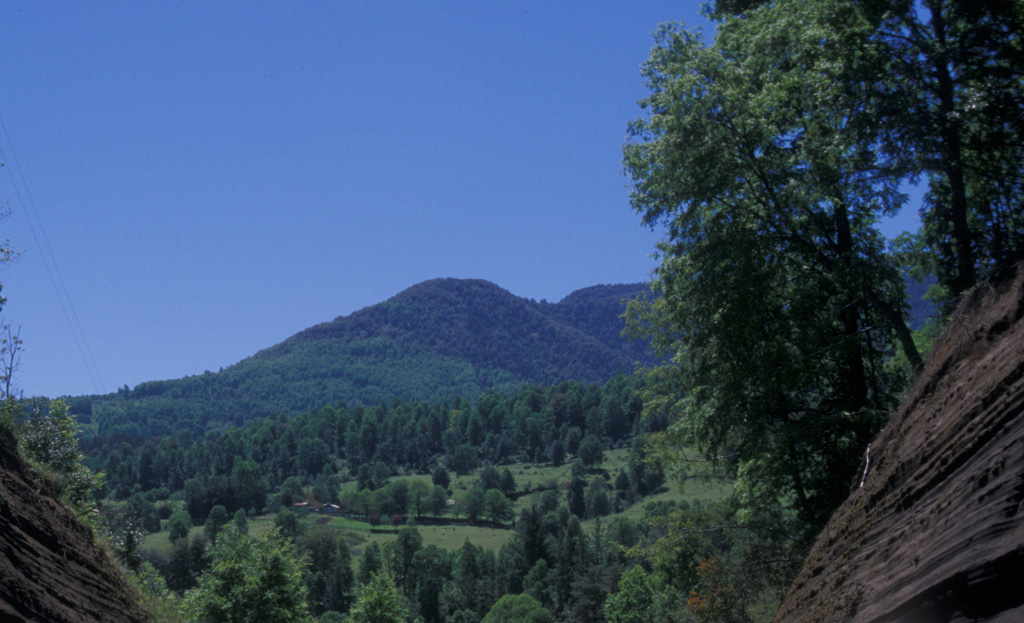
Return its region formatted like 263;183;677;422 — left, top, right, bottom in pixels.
82;279;656;435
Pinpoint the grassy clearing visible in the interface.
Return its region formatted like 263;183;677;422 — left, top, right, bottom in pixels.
347;523;515;561
143;525;206;555
142;447;732;561
143;514;276;554
609;477;733;525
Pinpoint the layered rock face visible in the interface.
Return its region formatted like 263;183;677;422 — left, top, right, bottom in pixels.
0;425;146;623
775;261;1024;623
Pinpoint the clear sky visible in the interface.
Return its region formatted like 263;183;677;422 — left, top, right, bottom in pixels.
0;2;920;399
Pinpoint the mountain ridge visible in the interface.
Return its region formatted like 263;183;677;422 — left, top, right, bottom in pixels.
278;278;651;382
76;278;656;440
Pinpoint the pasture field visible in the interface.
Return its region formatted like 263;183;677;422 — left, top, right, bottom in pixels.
141;447;732;564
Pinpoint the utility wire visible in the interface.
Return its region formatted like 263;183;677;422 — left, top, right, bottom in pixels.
0;112;106;394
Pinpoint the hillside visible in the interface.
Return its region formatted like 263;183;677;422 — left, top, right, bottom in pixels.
0;424;146;623
774;260;1024;622
288;279;654;383
75;279;656;441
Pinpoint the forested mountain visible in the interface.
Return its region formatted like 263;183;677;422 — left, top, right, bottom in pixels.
290;279;655;383
72;279;656;441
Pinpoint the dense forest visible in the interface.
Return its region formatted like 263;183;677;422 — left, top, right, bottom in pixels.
0;0;1020;622
85;375;652;503
16;374;686;623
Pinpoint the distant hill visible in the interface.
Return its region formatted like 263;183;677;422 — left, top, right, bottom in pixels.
74;279;657;441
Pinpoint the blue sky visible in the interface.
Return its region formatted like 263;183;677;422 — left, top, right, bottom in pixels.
1;2;920;399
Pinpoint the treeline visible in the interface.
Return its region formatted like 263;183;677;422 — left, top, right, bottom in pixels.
86;375;660;508
71;341;524;443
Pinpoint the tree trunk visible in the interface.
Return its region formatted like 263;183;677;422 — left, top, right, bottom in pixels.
927;0;975;295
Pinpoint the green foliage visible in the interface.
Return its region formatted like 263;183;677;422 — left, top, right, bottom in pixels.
278;477;306;507
296;526;354;616
232;509;248;535
348;571;410;623
428;485;449;517
16;400;103;513
183;526;313;623
313;472;339;506
619;8;1022;617
100;500;147;569
584;478;610;520
483;489;513;524
392;525;423;595
92;374;654;511
158;535;210;593
73;362;681;621
863;1;1024;296
577;435;604;468
168;510;193;544
204;505;229;544
481;593;552;623
605;566;659;623
357;541;384;586
459;487;486;522
624;0;917;541
449;444;479;476
231;460;267;513
432;466;451;490
412;545;451;623
132;561;185;623
523;559;554;610
274;508;301;541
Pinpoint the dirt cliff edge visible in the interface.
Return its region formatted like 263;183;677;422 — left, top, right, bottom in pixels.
0;423;147;623
774;261;1024;623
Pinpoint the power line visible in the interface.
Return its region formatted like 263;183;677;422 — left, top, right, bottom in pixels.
0;112;106;394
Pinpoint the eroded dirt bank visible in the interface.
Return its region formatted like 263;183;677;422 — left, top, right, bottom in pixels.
0;424;146;623
774;261;1024;623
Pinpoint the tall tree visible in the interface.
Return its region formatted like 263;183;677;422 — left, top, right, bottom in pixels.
231;459;266;513
183;526;312;623
604;566;658;623
346;571;410;623
857;0;1024;296
624;0;920;535
358;541;385;586
168;510;193;545
391;526;423;596
297;526;354;616
484;489;513;524
412;545;451;623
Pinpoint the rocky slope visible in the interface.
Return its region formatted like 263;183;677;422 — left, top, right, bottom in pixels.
0;424;146;623
774;261;1024;623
